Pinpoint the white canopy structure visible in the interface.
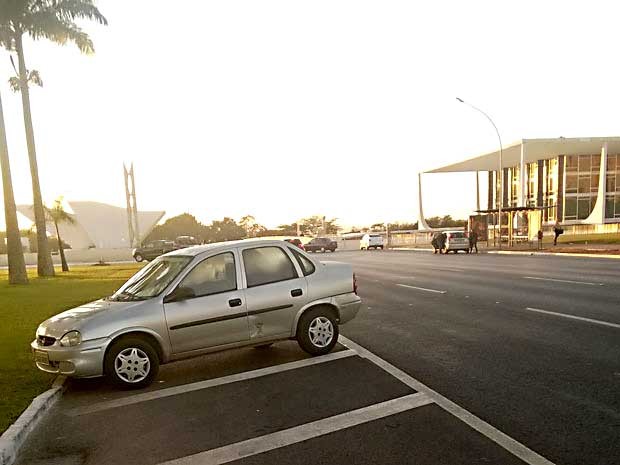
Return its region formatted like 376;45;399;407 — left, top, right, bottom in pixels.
17;201;165;249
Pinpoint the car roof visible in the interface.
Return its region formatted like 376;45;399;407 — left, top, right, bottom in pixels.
165;238;294;257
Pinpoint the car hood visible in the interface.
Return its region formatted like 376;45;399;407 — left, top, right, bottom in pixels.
37;299;143;339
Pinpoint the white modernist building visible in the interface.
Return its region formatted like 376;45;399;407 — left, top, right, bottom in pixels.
18;201;165;250
422;136;620;233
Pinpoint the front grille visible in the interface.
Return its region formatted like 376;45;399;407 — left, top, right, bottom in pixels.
37;335;56;346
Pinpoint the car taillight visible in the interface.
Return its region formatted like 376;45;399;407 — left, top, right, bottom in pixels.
353;273;358;295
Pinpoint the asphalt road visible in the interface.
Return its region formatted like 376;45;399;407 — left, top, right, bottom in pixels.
15;250;620;465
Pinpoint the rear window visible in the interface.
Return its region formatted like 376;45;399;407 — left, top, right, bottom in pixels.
289;247;315;276
242;246;298;287
449;232;465;238
370;234;381;238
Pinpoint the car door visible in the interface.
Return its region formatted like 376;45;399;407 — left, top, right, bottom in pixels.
240;245;308;340
163;251;249;354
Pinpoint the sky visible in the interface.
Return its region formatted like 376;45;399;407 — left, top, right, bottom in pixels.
1;0;620;231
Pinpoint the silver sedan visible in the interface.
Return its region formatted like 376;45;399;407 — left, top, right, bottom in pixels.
31;239;361;388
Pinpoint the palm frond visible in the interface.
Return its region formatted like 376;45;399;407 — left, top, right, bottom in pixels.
53;0;108;26
8;76;20;92
28;69;43;87
24;10;95;53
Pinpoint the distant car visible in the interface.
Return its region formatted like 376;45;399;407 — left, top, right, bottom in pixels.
360;233;384;250
174;236;200;248
31;239;361;388
133;240;175;262
305;237;337;253
284;238;305;250
444;231;469;253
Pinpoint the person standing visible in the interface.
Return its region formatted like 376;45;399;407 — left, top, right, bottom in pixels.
553;222;564;246
469;228;478;253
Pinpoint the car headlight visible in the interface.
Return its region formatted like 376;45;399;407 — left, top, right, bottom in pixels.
59;331;82;347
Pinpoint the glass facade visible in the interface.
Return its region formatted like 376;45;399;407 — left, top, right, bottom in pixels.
542;158;557;223
563;154;599;221
526;162;537;207
605;154;620;219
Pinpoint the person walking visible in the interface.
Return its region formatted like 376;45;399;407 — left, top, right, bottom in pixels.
438;232;447;254
469;228;478;253
553;222;564;246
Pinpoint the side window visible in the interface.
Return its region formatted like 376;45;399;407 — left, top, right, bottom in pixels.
243;246;298;287
289;247;315;276
179;252;237;297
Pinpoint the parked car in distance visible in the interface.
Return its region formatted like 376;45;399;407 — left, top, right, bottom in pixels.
31;239;361;388
360;233;384;250
132;240;175;262
305;237;337;253
174;235;200;248
444;230;469;253
284;238;305;250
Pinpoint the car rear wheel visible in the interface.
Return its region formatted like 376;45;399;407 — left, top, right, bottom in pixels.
105;337;159;389
297;308;339;355
134;253;144;262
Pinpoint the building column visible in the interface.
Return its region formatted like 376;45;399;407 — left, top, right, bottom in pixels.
584;144;608;224
502;168;509;208
557;155;564;222
536;161;544;207
519;143;526;206
488;171;494;210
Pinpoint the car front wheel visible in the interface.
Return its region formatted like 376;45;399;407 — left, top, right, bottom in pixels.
134;253;144;262
105;337;159;389
297;308;339;355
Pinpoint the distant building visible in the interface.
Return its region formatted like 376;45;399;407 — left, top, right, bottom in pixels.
425;137;620;232
17;201;164;249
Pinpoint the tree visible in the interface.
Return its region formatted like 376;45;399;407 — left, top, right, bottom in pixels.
44;197;74;272
205;218;246;243
0;0;108;277
144;213;207;243
0;89;27;283
239;215;266;238
426;215;467;228
298;216;340;236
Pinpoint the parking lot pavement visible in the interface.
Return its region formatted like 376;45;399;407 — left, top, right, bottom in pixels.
15;338;553;465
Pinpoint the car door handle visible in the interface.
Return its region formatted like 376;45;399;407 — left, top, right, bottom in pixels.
228;298;242;307
291;289;303;297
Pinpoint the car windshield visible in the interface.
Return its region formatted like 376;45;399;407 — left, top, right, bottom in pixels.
109;256;192;301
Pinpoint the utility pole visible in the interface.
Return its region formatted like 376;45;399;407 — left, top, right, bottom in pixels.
123;164;140;247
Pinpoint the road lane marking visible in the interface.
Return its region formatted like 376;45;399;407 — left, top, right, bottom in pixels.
66;349;356;417
339;336;556;465
525;307;620;329
157;393;432;465
523;276;603;286
396;284;446;294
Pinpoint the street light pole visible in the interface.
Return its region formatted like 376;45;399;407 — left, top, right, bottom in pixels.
456;98;503;249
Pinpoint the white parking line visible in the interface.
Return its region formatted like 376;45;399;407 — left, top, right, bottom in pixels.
338;336;556;465
525;307;620;329
158;393;432;465
523;276;603;286
66;349;356;417
396;283;446;294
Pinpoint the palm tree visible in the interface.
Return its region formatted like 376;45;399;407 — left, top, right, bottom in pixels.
0;88;28;284
44;198;74;272
0;0;107;277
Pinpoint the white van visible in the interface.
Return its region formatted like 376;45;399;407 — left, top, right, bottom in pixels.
360;233;384;250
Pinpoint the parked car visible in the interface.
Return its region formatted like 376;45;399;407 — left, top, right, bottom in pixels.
284;238;305;250
132;240;175;262
444;230;469;253
360;233;384;250
174;235;200;248
305;237;337;253
31;239;361;388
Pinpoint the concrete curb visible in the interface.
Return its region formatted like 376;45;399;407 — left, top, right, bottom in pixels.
0;376;67;465
487;250;620;259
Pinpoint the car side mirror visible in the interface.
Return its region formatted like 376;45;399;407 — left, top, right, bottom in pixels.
164;286;195;303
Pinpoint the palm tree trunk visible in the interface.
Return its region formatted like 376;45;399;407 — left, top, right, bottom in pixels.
15;31;54;277
54;220;68;272
0;90;28;284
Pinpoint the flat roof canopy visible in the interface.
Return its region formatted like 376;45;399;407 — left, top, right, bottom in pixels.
426;136;620;173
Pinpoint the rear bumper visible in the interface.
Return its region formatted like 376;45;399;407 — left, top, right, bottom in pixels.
30;337;110;378
334;293;362;324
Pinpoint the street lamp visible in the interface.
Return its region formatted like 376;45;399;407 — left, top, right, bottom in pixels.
456;97;504;249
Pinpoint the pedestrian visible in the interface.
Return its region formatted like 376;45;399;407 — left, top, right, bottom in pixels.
553;222;564;246
469;228;478;253
431;232;441;254
439;232;447;254
537;230;543;250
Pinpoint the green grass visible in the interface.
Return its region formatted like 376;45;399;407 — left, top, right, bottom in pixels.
556;233;620;245
0;264;141;433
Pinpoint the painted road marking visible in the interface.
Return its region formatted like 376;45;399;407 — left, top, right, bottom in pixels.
396;283;446;294
525;307;620;329
339;336;556;465
67;349;356;417
158;393;432;465
523;276;603;286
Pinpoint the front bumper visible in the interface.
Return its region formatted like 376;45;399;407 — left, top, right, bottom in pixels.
30;337;110;378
